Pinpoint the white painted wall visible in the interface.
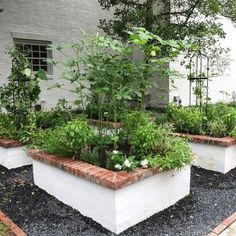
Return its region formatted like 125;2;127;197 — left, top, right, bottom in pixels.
0;145;31;169
191;142;236;174
169;17;236;106
33;159;190;234
0;0;108;109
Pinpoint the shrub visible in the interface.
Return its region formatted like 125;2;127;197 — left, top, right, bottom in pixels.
166;105;204;134
31;117;95;158
207;119;228;138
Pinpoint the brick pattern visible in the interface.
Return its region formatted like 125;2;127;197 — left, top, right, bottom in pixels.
208;212;236;236
0;138;23;148
174;133;236;147
28;150;162;190
0;211;27;236
88;119;123;129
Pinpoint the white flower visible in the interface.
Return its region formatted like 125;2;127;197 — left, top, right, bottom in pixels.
140;159;149;168
114;164;122;170
112;150;119;155
150;50;156;57
124;159;131;168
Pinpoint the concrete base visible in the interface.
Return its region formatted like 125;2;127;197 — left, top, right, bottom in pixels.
33;160;190;234
190;142;236;174
0;146;32;169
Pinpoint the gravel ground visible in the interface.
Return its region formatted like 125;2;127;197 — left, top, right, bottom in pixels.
0;165;235;236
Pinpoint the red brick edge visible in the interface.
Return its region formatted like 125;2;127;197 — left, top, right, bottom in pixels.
88;119;123;129
174;133;236;147
0;211;27;236
28;150;162;190
208;212;236;236
0;138;24;148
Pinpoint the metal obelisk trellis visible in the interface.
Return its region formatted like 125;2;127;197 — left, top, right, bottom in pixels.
189;53;210;117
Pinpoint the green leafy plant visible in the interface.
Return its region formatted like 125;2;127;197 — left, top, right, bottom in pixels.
166;104;204;135
207;119;228;138
0;48;47;129
30;117;95;158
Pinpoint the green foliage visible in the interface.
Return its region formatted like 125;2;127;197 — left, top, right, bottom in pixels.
166;105;204;134
130;122;170;156
0;48;47;129
36;109;73;129
166;103;236;137
98;0;236;72
30;117;95;158
49;29;189;122
207;119;228;138
147;137;192;170
0;112;37;142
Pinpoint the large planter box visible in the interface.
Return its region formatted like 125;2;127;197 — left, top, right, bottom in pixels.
28;150;190;234
177;133;236;174
0;138;32;169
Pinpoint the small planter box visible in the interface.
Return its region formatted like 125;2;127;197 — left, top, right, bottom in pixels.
0;138;32;169
28;150;190;234
176;133;236;174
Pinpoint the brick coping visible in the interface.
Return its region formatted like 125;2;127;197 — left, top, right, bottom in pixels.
174;133;236;147
0;211;27;236
88;119;123;129
27;150;164;190
0;138;24;148
208;212;236;236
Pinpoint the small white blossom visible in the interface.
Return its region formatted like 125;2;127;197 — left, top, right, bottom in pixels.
112;150;119;155
140;159;149;168
114;164;122;170
150;50;156;57
124;159;131;168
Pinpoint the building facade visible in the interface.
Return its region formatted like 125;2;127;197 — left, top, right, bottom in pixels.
0;1;236;109
0;0;108;109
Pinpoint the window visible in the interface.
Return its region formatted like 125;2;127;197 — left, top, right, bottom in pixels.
14;39;53;76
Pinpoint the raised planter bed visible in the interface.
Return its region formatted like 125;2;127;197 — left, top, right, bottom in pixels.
176;133;236;174
0;138;31;169
0;211;27;236
28;150;190;234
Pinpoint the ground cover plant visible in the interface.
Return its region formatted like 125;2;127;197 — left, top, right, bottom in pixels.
166;102;236;138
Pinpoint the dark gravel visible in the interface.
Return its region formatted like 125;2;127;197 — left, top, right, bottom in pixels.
0;165;235;236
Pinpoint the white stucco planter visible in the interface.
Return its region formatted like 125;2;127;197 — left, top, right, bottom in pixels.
0;139;32;169
28;150;191;234
177;134;236;174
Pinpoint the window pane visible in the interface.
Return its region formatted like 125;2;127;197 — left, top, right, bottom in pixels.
40;52;47;58
41;65;48;71
33;65;39;71
16;44;23;52
40;59;47;65
24;44;31;51
40;45;47;52
32;59;39;65
32;45;39;51
33;51;39;58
